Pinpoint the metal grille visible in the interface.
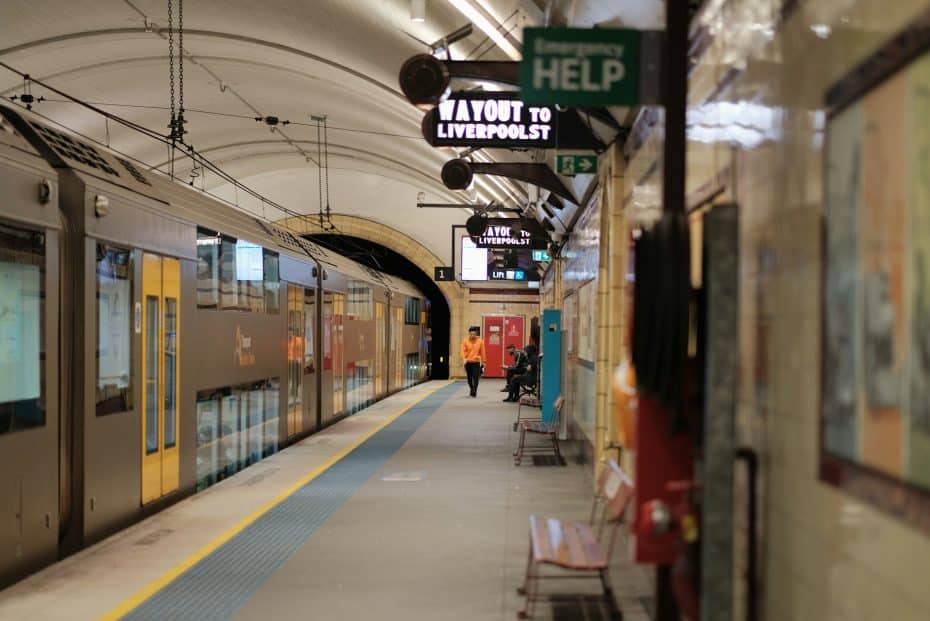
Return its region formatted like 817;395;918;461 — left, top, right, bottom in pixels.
257;220;304;254
124;382;460;621
532;455;567;467
116;157;152;186
257;221;330;263
30;123;119;176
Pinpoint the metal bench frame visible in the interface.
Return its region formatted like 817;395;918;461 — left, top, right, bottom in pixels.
512;392;542;431
516;460;634;619
513;396;565;466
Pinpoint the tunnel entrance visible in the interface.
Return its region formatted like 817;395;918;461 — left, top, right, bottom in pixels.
304;233;451;380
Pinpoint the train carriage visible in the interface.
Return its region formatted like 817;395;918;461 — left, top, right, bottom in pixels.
0;118;61;587
0;103;429;588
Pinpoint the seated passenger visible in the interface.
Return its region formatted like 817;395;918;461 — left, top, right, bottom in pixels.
501;344;529;391
504;344;538;402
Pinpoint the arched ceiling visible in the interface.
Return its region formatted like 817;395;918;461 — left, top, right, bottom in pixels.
0;0;648;264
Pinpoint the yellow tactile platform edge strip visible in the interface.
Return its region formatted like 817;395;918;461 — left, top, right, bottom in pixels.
99;380;455;621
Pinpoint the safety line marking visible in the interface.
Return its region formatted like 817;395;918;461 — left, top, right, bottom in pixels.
99;380;456;621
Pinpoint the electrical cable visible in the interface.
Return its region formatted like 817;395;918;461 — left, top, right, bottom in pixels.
32;99;423;140
465;9;518;60
0;61;168;144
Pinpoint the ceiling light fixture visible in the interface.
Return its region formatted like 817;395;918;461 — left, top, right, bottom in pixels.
446;0;521;60
411;0;426;23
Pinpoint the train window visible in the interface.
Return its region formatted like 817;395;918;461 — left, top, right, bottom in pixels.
264;250;280;314
0;222;45;434
195;389;221;491
263;378;280;457
96;245;133;416
163;298;177;448
347;281;372;320
220;235;239;310
246;383;264;465
195;378;280;492
196;228;220;309
404;298;420;325
236;240;263;312
199;229;279;315
304;289;315;373
144;296;160;454
220;390;241;477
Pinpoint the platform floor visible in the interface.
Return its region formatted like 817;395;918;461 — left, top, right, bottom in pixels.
0;380;653;621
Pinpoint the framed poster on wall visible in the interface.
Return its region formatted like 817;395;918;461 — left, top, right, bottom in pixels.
821;12;930;534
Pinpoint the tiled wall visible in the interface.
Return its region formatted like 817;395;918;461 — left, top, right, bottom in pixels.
620;0;930;618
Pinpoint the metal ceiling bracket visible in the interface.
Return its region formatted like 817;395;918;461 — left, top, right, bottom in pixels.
399;54;518;107
440;158;577;205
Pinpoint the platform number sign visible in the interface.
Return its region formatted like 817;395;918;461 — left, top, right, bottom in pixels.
434;266;454;281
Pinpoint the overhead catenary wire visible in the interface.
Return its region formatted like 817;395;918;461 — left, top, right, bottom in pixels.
32;98;422;140
121;0;319;167
0;78;371;258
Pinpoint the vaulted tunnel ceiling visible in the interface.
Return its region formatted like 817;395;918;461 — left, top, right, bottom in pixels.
0;0;654;264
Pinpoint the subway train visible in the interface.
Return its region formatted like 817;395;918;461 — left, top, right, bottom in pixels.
0;103;429;587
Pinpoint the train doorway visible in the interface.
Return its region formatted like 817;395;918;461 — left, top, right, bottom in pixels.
140;253;181;505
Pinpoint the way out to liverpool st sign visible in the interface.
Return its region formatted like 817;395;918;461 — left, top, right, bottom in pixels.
422;93;557;148
520;28;644;106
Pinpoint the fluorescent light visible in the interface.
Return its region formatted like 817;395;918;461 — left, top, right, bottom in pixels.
411;0;426;23
446;0;521;60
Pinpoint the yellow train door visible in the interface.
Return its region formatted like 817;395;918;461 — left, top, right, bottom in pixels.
375;302;385;395
141;253;181;505
286;284;304;438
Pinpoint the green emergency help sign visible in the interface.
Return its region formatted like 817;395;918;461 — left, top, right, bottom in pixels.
521;28;642;106
556;155;597;176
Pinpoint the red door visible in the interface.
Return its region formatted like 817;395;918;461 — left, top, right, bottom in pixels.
482;315;505;377
482;315;525;378
503;316;525;354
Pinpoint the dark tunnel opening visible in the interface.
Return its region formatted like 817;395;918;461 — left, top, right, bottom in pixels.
304;233;451;380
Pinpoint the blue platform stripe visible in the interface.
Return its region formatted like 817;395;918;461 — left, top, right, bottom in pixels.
123;382;462;621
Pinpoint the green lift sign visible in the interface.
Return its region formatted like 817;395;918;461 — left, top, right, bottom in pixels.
521;28;647;106
556;155;597;176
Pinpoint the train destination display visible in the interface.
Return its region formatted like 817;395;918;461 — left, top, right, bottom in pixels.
471;218;549;250
423;94;557;148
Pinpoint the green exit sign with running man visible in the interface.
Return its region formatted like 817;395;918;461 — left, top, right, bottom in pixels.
521;28;651;106
556;155;597;176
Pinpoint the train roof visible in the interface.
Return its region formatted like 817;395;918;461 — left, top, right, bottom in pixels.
0;112;56;172
0;104;423;298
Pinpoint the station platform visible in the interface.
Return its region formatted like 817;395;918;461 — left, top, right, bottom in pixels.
0;380;652;621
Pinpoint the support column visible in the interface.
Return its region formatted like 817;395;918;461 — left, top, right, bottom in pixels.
657;0;689;618
594;143;627;482
701;204;738;621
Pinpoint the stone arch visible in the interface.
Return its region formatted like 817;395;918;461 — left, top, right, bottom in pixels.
278;214;457;307
277;214;468;377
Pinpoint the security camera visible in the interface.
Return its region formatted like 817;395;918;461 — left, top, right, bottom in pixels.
416;191;426;203
509;220;523;238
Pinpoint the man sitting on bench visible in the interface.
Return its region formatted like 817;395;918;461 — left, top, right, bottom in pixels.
504;344;538;402
501;344;529;392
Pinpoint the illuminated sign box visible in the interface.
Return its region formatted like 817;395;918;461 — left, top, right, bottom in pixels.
422;93;558;149
457;229;541;283
472;218;549;250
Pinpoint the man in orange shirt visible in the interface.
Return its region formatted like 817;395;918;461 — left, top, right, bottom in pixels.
460;326;486;398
